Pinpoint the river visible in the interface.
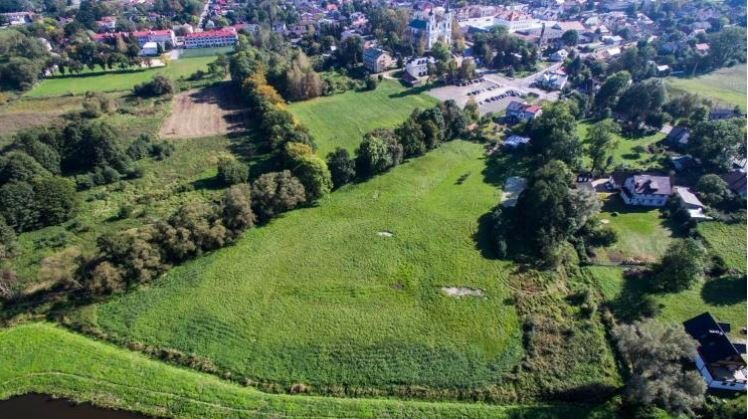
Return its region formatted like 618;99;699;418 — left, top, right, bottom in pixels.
0;394;153;418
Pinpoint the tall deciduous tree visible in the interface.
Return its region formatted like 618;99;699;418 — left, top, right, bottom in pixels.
650;238;706;293
585;119;620;175
529;102;582;168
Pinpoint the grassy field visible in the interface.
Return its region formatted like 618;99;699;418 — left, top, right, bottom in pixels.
289;80;438;157
74;140;525;394
0;323;615;419
698;220;747;272
592;195;673;264
666;64;747;111
578;121;665;171
589;265;746;334
26;56;215;98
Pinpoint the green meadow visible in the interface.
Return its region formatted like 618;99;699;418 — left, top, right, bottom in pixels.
666;64;747;111
76;140;524;393
578;120;665;170
26;56;214;98
0;323;612;419
289;80;438;156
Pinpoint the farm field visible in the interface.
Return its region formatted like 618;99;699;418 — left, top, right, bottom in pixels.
73;140;525;394
0;323;612;419
26;56;215;98
592;195;673;264
289;80;438;156
666;64;747;111
578;120;665;170
159;83;248;139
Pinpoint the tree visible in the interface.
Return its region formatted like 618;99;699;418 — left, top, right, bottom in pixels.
614;320;706;416
0;216;16;259
355;134;394;178
0;181;37;232
695;174;729;206
250;170;306;221
221;184;255;236
0;268;18;301
708;27;747;69
32;177;77;227
326;148;356;189
216;157;249;185
561;30;579;47
594;71;631;114
458;58;477;81
616;79;667;127
585;120;620;175
464;97;479;122
395;113;426;157
688;118;746;171
529;102;582;168
431;41;451;62
291;154;332;202
651;238;706;293
337;35;363;68
133;75;175;97
0;151;51;183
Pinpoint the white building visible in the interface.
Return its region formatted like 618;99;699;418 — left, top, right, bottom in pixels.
610;173;672;207
183;29;238;49
409;7;453;50
405;56;435;78
140;41;159;56
685;313;747;392
673;186;711;220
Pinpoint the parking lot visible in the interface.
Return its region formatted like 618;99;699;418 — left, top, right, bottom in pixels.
426;78;526;116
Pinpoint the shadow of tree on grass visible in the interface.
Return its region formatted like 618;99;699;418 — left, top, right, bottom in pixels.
702;275;747;306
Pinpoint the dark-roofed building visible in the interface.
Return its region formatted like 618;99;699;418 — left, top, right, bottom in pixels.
362;47;393;73
664;126;690;151
608;172;672;206
709;107;740;121
721;171;747;198
684;312;747;391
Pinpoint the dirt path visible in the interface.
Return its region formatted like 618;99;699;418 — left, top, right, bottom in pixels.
159;83;248;140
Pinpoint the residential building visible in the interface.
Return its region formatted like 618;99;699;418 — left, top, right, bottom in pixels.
609;172;672;206
694;43;710;55
721;171;747;197
503;135;530;149
409;6;453;50
535;72;568;90
673;186;711;220
709;107;740;121
684;312;747;391
140;41;159;56
404;56;434;78
97;16;117;32
664;126;690;150
550;49;568;62
133;30;177;47
363;48;393;73
184;29;238;49
506;101;542;123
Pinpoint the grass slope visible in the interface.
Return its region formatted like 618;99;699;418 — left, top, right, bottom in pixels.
0;323;614;419
26;57;214;98
289;80;438;157
666;64;747;111
77;140;524;393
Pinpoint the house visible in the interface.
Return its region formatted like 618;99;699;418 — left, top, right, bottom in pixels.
694;43;710;55
655;64;671;77
601;35;623;45
140;41;159;56
669;154;696;172
1;11;34;26
97;16;117;32
550;49;568;62
493;11;541;33
506;101;542;123
503;135;530;149
409;6;453;50
673;186;711;220
684;312;747;391
664;126;690;150
610;172;672;206
362;48;393;73
721;171;747;198
709;107;740;121
132;30;176;47
535;72;568;90
402;56;434;85
184;29;238;49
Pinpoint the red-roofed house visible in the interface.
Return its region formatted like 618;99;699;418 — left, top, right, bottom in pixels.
184;29;238;49
506;101;543;123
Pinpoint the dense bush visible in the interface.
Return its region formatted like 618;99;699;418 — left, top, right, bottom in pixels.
216;157;249;186
251;171;306;221
326;148;356;189
133;75;175;97
650;238;706;293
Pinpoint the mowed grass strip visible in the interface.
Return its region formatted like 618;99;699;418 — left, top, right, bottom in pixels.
289;80;439;156
0;323;613;419
26;56;215;98
82;140;523;391
666;64;747;111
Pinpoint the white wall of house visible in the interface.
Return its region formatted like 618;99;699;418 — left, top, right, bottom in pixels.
694;354;747;391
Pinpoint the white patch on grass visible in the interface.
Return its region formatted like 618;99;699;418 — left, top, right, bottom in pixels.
441;287;485;298
377;231;393;237
600;219;610;224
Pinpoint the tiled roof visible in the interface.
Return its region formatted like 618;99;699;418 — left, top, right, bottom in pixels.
185;29;237;39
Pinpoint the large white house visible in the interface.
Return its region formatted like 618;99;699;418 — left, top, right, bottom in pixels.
184;29;238;49
610;172;672;207
409;6;453;50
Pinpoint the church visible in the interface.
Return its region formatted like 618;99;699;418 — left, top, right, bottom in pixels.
409;2;453;50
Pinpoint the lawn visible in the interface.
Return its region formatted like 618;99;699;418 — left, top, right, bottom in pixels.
589;265;746;335
74;140;525;395
26;56;215;98
289;80;438;157
697;220;747;272
592;195;673;264
578;120;665;170
666;64;747;111
0;323;614;419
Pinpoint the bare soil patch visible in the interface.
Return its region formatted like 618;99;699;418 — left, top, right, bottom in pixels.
441;287;485;298
160;83;248;139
